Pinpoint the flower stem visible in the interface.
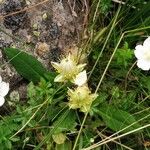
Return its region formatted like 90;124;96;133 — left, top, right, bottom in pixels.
72;112;88;150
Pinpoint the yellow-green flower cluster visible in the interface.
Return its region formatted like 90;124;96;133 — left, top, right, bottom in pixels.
51;54;86;83
51;54;98;113
67;85;98;112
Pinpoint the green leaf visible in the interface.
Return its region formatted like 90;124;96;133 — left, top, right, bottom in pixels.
95;105;141;133
10;137;20;142
5;140;12;149
56;141;72;150
4;48;50;83
140;76;150;92
53;109;77;134
114;42;133;68
34;109;70;150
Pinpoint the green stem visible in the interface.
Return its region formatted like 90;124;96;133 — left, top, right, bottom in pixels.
72;112;88;150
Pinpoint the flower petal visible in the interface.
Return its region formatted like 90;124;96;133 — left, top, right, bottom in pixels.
137;59;150;70
0;96;5;106
143;37;150;48
0;76;2;83
54;74;64;82
134;45;144;59
77;63;86;71
0;82;9;97
73;70;87;86
51;62;61;71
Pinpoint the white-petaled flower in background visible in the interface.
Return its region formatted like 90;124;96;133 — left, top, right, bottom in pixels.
67;85;98;113
0;76;9;106
134;37;150;70
51;54;86;82
73;70;87;86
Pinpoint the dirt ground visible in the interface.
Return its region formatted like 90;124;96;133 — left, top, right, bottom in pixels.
0;0;87;101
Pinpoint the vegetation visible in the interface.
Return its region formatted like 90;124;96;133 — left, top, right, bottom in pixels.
0;0;150;149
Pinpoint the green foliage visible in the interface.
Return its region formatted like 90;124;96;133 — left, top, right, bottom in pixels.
53;110;77;134
4;48;53;83
123;1;150;30
55;141;72;150
0;0;150;149
94;105;141;133
140;75;150;93
100;0;112;13
85;0;150;149
27;79;54;105
0;115;20;150
0;78;78;149
114;42;134;68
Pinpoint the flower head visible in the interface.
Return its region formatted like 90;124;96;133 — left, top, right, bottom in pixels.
134;37;150;70
51;54;86;82
67;85;98;113
0;76;9;106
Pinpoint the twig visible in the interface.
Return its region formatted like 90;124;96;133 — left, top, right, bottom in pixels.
83;124;150;150
0;0;49;20
97;131;134;150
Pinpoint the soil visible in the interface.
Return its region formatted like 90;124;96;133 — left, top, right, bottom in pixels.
0;0;86;104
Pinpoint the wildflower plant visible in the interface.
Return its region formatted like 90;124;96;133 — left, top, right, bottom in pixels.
51;53;98;112
0;0;150;149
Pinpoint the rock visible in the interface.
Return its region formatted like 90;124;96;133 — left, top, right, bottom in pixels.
0;0;84;104
35;42;49;58
2;0;29;32
0;27;13;48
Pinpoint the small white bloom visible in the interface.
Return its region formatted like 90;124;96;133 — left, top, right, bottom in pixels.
73;70;87;86
0;76;9;106
134;37;150;70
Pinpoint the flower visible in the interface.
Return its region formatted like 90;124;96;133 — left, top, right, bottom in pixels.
51;54;86;82
73;70;87;86
134;37;150;70
67;85;98;113
0;76;9;106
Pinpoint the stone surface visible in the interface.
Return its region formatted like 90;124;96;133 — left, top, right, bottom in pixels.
0;0;85;103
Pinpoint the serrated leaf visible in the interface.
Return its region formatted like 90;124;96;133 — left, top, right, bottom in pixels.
4;48;50;83
95;105;141;133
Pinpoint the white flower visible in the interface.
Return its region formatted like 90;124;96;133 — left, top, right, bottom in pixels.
51;54;86;82
134;37;150;70
0;76;9;106
73;70;87;86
